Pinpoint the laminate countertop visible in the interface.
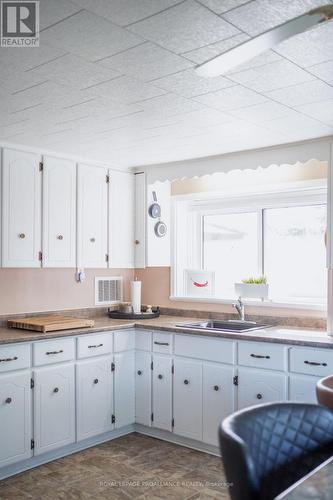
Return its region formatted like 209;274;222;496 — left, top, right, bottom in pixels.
0;315;332;348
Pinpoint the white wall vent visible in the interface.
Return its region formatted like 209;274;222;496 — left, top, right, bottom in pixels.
95;277;123;305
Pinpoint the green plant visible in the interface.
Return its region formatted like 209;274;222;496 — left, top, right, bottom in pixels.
241;276;267;285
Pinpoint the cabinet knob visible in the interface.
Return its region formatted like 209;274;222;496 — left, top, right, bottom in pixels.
256;393;263;400
5;397;12;404
94;378;99;384
57;235;64;240
184;379;189;385
19;233;26;239
158;374;163;380
53;387;59;393
137;370;142;376
213;385;219;391
135;240;140;245
90;237;96;243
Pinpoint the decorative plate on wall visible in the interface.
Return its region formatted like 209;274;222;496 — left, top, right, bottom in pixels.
184;269;215;298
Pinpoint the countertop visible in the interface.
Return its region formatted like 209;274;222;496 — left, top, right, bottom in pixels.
0;315;333;348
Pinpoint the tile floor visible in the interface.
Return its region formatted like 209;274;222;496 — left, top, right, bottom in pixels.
0;433;231;499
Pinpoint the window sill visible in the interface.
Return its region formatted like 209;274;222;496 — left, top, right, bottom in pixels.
169;296;327;312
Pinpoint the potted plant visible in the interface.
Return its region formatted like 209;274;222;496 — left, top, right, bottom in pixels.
234;276;269;300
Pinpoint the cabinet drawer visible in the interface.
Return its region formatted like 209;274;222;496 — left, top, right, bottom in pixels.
0;344;31;373
114;330;135;352
238;342;287;371
135;330;152;351
77;333;113;359
175;335;235;364
289;347;333;376
153;332;173;354
33;338;75;366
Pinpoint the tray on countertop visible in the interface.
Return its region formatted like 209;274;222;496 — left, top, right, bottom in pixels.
108;307;160;320
8;315;95;333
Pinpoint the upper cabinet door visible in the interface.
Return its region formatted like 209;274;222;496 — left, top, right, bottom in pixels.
134;172;146;268
42;156;76;268
77;164;108;268
2;148;41;267
109;170;134;268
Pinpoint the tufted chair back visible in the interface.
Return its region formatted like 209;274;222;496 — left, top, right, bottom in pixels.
219;402;333;500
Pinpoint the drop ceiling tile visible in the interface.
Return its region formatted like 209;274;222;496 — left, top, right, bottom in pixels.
140;93;204;117
222;0;326;36
226;50;282;74
183;33;249;64
296;99;333;127
194;85;267;111
98;42;194;81
71;0;183;26
228;59;315;93
41;10;144;61
28;54;120;90
151;68;235;98
229;101;295;123
266;80;333;107
0;71;47;94
128;0;239;54
198;0;252;14
264;113;333;138
308;59;333;86
275;22;333;68
0;44;67;71
39;0;82;29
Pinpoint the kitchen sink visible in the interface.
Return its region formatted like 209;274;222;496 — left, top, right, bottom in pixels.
176;320;272;333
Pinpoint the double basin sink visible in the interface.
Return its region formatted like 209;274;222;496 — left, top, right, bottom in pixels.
176;319;271;333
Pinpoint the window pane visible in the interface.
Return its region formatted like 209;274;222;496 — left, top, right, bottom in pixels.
203;212;259;298
264;205;326;304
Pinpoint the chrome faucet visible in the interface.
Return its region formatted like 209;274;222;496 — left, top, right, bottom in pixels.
233;297;245;321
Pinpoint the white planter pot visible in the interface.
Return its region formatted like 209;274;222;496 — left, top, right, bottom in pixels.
234;283;269;300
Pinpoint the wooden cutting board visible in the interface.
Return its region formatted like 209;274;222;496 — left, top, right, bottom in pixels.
8;315;95;333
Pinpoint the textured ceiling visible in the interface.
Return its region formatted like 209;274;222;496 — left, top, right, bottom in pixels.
0;0;333;169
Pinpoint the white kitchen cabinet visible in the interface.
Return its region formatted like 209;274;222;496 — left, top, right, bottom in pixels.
135;350;152;426
134;172;146;268
42;156;76;267
237;368;287;410
173;358;202;441
152;354;173;431
109;170;134;268
289;374;319;404
34;364;75;455
0;371;32;467
76;357;114;441
114;351;135;428
77;163;108;268
2;148;41;267
203;363;235;447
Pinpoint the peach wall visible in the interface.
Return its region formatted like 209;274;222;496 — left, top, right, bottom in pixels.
0;268;134;315
135;267;326;319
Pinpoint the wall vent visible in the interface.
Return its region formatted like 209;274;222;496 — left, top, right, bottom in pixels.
95;277;123;305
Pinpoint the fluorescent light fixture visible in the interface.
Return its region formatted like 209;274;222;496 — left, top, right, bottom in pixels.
196;5;333;78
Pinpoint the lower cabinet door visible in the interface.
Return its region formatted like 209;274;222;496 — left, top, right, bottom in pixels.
203;363;235;447
34;364;75;455
289;374;319;404
152;354;173;431
114;351;135;428
135;350;152;426
173;358;202;441
238;368;287;410
0;371;32;467
76;357;114;441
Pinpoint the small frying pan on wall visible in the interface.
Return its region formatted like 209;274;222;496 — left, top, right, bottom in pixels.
148;191;167;238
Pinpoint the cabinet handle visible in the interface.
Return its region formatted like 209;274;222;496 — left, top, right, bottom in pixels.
154;341;169;346
88;344;103;349
53;387;59;393
5;397;12;404
94;378;99;384
250;354;270;359
137;370;142;375
256;393;263;400
184;379;189;385
135;240;140;245
90;237;96;243
304;360;327;367
46;350;63;355
57;235;64;240
0;356;18;363
158;374;163;380
19;233;26;239
213;385;219;391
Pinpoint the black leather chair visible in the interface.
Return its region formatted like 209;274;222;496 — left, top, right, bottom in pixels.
219;402;333;500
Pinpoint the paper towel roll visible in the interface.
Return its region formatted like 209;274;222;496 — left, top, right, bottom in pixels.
131;280;141;314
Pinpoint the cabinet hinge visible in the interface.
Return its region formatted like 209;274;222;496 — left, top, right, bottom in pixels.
171;364;174;374
172;418;174;428
105;254;109;263
38;251;43;261
106;174;110;183
31;439;35;450
39;161;43;172
111;362;115;372
151;413;154;422
233;375;238;386
151;361;153;370
30;378;34;389
112;414;116;424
